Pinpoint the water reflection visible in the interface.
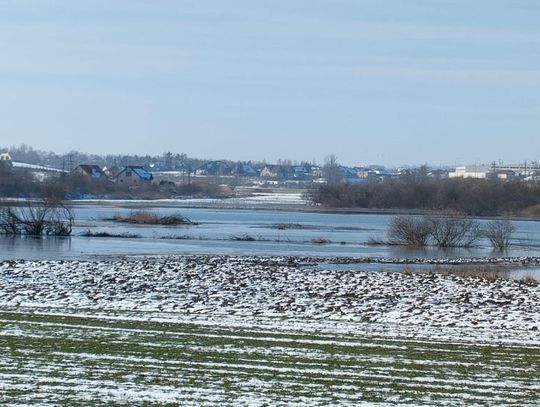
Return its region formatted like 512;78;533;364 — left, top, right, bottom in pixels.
0;236;72;259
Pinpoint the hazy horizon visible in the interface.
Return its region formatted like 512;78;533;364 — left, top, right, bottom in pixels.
1;1;539;166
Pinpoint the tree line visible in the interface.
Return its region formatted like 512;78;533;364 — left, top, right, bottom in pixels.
306;178;540;216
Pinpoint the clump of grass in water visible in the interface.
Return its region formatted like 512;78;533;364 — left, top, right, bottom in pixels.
81;230;141;238
271;223;308;230
161;234;192;240
311;237;331;244
367;237;388;246
105;210;197;225
231;235;257;242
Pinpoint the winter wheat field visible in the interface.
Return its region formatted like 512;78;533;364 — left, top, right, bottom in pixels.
1;255;540;406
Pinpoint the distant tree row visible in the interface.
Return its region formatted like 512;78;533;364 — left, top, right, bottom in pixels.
1;144;318;173
306;178;540;216
1;144;204;172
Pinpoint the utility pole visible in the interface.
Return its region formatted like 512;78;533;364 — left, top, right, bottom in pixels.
66;154;74;172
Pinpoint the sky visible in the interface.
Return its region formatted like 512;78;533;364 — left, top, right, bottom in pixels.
0;0;539;166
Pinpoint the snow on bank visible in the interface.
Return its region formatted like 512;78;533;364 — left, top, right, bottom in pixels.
1;256;539;344
70;192;307;207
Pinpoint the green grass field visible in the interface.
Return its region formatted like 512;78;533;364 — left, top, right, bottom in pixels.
1;309;539;406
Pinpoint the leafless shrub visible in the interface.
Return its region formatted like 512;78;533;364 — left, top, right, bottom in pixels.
388;215;432;246
0;199;74;236
428;212;480;248
484;219;515;250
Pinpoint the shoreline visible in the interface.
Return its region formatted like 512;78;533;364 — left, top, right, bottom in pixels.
2;195;539;221
70;199;540;220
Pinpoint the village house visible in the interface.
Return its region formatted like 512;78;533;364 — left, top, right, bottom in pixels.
260;165;282;179
260;164;295;180
116;166;153;186
355;167;379;181
291;165;311;180
0;152;13;170
449;165;493;179
310;166;323;178
72;164;106;179
339;166;359;180
194;160;231;176
231;162;258;177
496;169;515;181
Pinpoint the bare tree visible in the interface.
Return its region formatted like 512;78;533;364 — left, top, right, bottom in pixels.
428;212;480;248
388;215;432;246
0;207;21;235
323;154;341;185
484;219;515;250
0;198;74;236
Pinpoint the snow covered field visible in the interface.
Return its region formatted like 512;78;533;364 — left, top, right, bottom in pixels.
1;256;539;405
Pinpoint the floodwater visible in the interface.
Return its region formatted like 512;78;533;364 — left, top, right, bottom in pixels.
1;204;539;263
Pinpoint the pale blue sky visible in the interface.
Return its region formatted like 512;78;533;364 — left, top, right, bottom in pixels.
0;0;539;166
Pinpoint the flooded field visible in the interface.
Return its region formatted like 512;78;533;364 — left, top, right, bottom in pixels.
1;203;540;261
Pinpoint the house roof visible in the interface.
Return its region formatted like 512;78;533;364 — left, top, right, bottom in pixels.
75;164;105;178
195;160;232;175
117;166;153;180
233;162;258;176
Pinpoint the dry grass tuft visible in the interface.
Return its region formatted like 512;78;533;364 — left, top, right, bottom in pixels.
520;276;539;286
106;210;196;225
523;204;540;218
434;266;509;281
400;268;415;276
400;265;510;281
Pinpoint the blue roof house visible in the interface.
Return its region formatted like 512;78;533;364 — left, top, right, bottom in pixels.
116;166;153;186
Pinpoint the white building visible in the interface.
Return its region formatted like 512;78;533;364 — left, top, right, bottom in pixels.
449;165;494;179
450;163;535;180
